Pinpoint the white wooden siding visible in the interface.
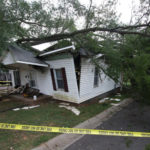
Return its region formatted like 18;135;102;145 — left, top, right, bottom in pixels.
19;65;52;95
79;58;116;103
17;57;79;103
46;57;79;103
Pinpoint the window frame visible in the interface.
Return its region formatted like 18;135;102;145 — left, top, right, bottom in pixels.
54;69;65;91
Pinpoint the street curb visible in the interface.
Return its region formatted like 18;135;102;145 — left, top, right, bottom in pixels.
32;98;134;150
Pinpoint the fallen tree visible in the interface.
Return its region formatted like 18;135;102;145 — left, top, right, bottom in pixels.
17;23;150;45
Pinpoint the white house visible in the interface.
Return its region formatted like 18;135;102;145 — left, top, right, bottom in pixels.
2;44;119;103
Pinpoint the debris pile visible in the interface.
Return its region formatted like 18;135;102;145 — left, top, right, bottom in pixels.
10;83;40;98
59;102;80;116
99;93;122;106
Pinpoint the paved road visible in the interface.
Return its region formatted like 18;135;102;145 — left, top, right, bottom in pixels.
65;101;150;150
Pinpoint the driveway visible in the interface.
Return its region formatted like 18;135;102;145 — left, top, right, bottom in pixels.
65;101;150;150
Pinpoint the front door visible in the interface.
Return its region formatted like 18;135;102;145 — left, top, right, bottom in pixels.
13;70;21;87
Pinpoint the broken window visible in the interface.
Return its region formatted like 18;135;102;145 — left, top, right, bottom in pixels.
94;67;99;87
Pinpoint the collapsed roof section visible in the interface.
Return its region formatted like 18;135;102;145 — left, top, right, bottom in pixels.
37;39;101;58
38;44;100;58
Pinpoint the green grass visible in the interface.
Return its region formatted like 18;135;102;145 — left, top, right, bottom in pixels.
145;144;150;150
0;100;24;111
109;92;129;101
0;99;111;150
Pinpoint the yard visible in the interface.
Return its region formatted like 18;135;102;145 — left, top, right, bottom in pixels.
0;93;126;150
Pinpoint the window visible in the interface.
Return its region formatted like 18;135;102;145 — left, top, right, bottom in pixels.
50;68;68;92
50;68;69;92
55;69;65;90
94;67;99;87
29;71;36;87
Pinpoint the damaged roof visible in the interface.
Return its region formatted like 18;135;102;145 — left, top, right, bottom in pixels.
8;45;48;67
38;40;99;58
78;48;94;57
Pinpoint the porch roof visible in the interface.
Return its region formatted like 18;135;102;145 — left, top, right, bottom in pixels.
8;45;48;67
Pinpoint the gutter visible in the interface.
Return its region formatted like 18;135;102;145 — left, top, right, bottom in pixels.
39;45;75;57
16;61;48;67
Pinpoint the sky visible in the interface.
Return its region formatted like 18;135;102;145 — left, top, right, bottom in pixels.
116;0;140;24
79;0;140;24
33;0;140;51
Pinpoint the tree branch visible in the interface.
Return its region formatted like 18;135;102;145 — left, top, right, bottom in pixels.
112;23;150;30
3;18;48;28
17;24;150;45
19;19;47;28
85;0;93;29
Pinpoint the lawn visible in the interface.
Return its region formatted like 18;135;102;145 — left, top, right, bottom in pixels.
0;100;25;112
0;93;126;150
